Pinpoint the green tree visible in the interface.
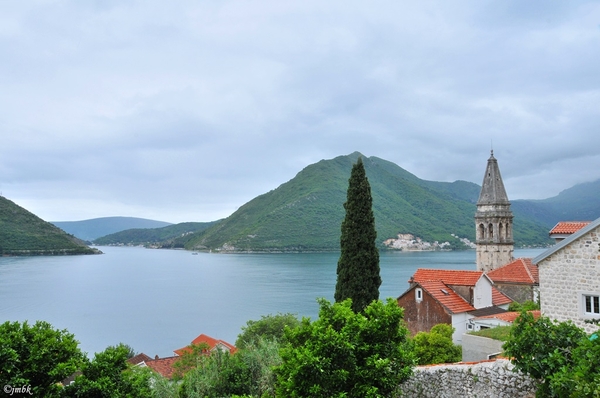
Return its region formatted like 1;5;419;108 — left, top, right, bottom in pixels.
275;298;414;398
179;338;281;398
62;343;152;398
0;320;84;397
335;157;381;313
413;324;462;365
235;313;300;349
548;333;600;397
503;312;587;397
172;342;211;380
507;300;540;312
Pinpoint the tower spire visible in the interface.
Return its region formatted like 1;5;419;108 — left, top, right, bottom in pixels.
475;151;514;272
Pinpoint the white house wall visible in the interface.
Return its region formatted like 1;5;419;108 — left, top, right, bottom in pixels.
473;277;493;309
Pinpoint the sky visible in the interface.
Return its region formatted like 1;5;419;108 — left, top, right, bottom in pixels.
1;1;600;224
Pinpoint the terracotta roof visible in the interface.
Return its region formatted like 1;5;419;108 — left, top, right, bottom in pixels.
474;310;541;323
410;269;483;286
549;221;591;235
534;217;600;265
419;280;476;314
174;333;237;356
127;353;153;366
491;287;513;306
486;258;539;284
145;356;180;379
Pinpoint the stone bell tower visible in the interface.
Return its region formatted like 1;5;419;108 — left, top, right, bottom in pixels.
475;150;514;272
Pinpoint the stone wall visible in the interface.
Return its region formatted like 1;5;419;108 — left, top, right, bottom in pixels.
399;359;537;398
538;226;600;334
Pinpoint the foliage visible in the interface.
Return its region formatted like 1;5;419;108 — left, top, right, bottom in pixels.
172;342;211;380
508;300;540;312
335;157;381;313
0;320;85;397
179;338;281;398
412;324;462;365
502;312;588;397
0;196;97;255
469;325;512;342
548;333;600;397
235;313;301;349
275;298;414;398
62;343;152;398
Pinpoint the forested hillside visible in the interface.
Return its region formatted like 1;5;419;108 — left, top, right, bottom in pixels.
0;196;98;256
94;221;219;247
182;153;550;252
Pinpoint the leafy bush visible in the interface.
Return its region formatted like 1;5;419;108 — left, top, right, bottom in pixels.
502;312;589;397
275;298;414;397
235;313;301;349
0;320;84;397
413;324;462;365
508;300;540;312
62;343;152;398
179;338;281;397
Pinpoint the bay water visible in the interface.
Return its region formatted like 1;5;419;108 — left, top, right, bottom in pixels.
0;246;543;358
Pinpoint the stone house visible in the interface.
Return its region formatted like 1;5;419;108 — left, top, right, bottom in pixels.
397;269;512;344
486;258;539;303
533;217;600;333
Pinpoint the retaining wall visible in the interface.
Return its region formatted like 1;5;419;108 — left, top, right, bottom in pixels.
400;358;537;398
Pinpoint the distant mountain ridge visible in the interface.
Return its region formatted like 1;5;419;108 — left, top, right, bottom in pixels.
52;217;172;241
80;153;600;252
94;221;220;247
0;196;98;256
177;152;550;252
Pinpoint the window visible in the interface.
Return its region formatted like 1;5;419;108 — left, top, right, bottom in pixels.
466;323;473;330
415;288;423;302
584;294;600;315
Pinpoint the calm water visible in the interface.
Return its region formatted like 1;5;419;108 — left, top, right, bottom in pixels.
0;246;543;358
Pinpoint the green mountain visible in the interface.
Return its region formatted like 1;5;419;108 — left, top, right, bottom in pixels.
52;217;172;241
0;196;98;256
512;179;600;228
182;153;550;252
94;221;220;247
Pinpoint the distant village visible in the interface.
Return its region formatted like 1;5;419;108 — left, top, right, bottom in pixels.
383;233;475;251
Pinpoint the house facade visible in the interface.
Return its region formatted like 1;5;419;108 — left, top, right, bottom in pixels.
397;269;511;344
533;217;600;333
486;258;539;303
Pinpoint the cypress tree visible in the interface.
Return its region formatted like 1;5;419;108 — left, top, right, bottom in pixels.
334;157;381;312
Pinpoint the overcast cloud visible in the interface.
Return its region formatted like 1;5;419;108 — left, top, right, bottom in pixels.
1;1;599;223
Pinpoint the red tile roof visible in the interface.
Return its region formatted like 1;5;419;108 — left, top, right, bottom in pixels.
145;356;180;379
549;221;591;235
491;287;513;306
474;310;541;323
127;353;153;366
174;333;237;356
486;258;539;284
419;280;476;314
410;269;483;286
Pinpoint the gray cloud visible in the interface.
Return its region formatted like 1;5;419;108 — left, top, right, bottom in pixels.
1;1;599;223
